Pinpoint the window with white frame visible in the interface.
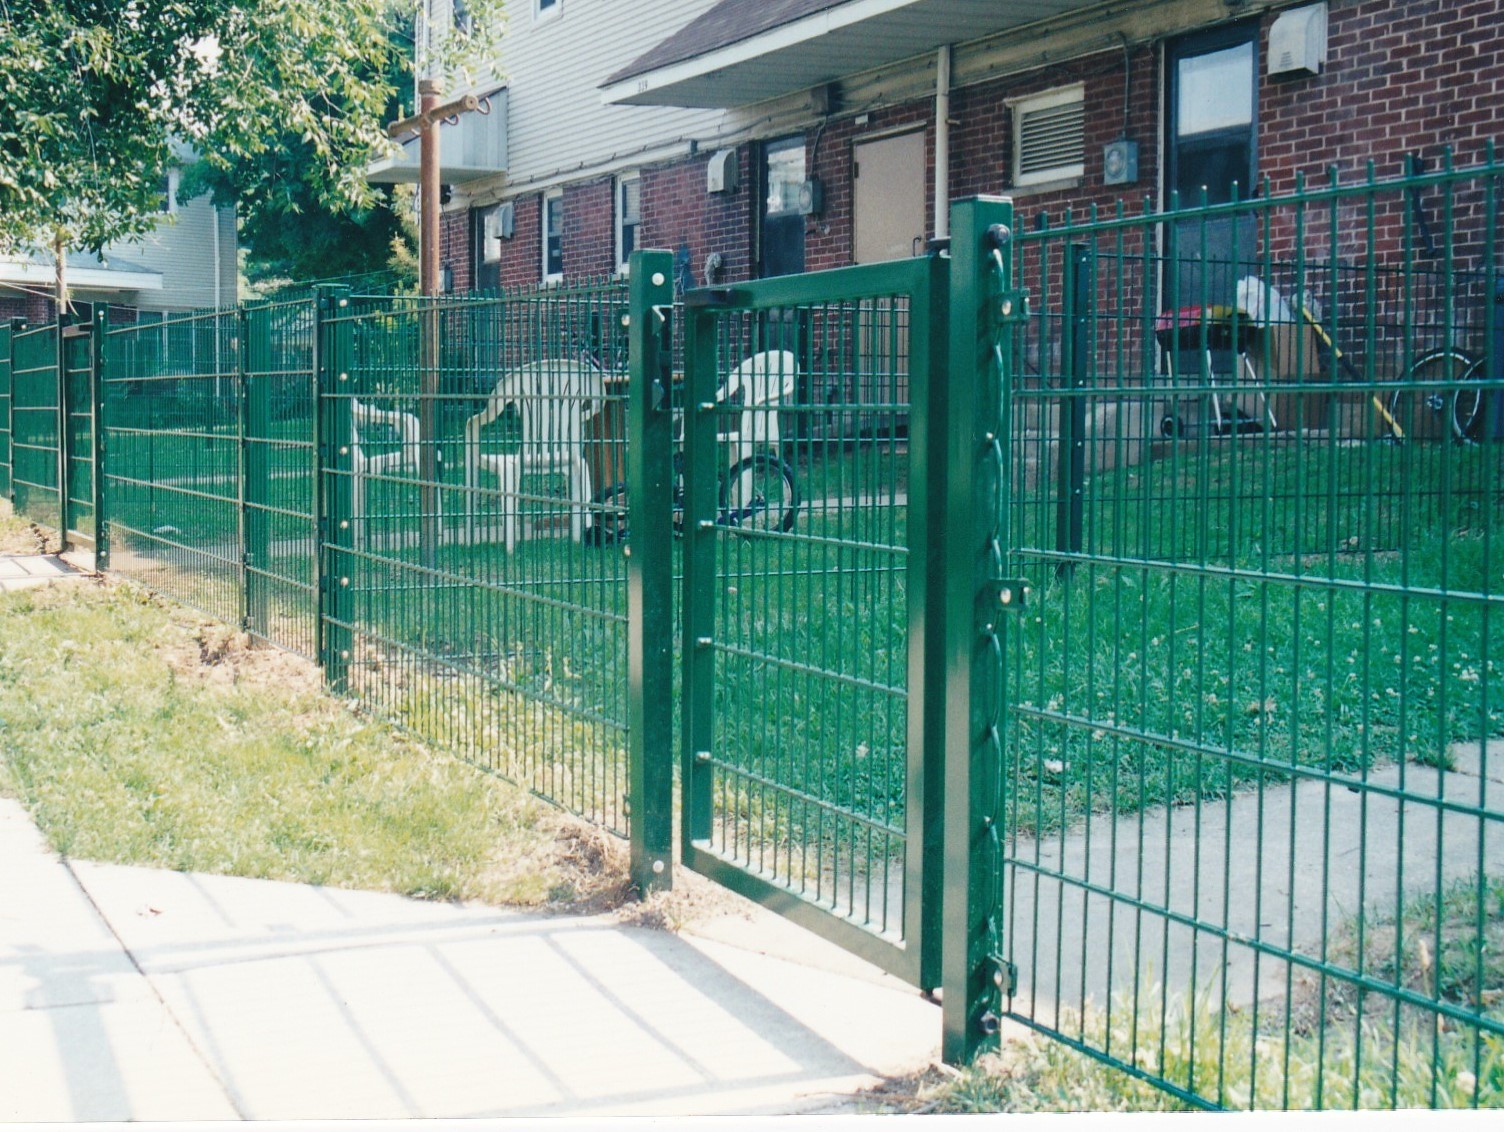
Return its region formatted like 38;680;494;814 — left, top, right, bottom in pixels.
542;190;563;281
1010;84;1085;188
156;171;178;214
616;174;641;273
535;0;560;20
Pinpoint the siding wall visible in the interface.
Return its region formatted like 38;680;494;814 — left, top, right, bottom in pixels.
102;188;237;313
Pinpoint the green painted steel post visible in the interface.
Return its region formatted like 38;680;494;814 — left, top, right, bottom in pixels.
243;303;273;636
940;196;1019;1065
92;308;110;569
56;316;73;545
315;286;355;690
626;249;676;894
1;321;12;503
680;295;720;858
914;246;953;993
1055;243;1089;572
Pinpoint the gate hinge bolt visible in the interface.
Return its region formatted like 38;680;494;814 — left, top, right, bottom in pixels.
695;749;712;763
695;636;713;648
976;1011;1001;1037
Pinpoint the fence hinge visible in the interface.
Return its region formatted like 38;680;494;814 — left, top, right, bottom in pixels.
994;289;1030;325
988;579;1031;612
984;955;1018;998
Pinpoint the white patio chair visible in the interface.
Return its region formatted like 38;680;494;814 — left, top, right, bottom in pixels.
463;359;605;551
350;398;422;548
719;349;797;500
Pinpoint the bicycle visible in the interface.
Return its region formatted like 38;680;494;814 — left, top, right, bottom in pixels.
587;447;799;545
1273;290;1487;442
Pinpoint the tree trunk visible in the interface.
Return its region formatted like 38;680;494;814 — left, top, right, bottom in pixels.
52;232;68;322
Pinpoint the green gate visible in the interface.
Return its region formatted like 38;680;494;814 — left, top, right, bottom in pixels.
679;257;947;983
0;321;12;502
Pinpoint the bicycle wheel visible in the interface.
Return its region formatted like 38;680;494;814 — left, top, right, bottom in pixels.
1386;349;1480;441
587;481;630;546
720;453;799;534
1450;356;1488;439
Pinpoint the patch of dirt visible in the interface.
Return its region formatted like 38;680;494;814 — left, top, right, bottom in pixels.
148;599;323;694
0;519;58;555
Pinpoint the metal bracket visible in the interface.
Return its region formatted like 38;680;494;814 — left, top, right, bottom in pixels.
988;579;1030;611
683;287;747;309
995;289;1030;325
983;955;1018;998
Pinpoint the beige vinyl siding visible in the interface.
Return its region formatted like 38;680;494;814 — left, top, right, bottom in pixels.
476;0;728;194
103;190;236;312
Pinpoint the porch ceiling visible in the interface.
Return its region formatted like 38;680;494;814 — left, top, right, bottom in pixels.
600;0;1098;108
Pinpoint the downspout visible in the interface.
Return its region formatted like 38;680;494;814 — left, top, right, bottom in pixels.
934;44;951;241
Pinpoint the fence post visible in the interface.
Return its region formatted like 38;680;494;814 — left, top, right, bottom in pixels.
315;286;355;690
1;321;12;504
56;316;73;546
626;249;676;894
1055;243;1090;571
242;303;272;635
6;319;24;510
939;196;1019;1065
92;308;110;570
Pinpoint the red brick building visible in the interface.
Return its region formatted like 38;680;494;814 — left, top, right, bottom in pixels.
424;1;1499;303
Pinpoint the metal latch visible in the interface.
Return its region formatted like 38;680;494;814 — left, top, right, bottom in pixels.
983;955;1018;998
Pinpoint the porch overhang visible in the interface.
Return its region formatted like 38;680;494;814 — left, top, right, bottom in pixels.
600;0;1099;108
0;255;163;293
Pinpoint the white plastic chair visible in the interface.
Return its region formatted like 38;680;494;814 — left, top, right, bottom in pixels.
719;350;797;499
463;360;605;551
350;398;422;547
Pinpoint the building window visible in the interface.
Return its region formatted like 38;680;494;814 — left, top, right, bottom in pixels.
535;0;561;20
157;172;177;214
616;175;641;274
1168;26;1257;205
1009;84;1085;188
542;190;563;281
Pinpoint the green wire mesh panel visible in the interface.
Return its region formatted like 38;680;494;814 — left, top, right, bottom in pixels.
103;310;246;629
681;260;935;979
244;299;319;657
323;281;634;832
63;329;95;542
999;158;1504;1107
10;322;60;531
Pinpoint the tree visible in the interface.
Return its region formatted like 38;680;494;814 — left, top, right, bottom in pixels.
0;0;499;310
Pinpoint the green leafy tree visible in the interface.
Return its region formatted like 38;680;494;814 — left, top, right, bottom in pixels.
0;0;499;309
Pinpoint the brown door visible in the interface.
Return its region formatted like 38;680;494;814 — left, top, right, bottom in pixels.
851;131;924;439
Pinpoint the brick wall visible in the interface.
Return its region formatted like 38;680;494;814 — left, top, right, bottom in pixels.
641;148;755;286
563;178;615;278
445;0;1498;303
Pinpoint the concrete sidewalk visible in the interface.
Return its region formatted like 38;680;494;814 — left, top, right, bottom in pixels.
0;554;85;593
0;798;940;1120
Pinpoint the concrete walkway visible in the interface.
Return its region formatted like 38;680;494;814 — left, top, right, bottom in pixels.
0;554;85;592
0;798;940;1121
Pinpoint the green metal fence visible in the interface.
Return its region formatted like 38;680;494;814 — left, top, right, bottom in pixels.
967;157;1504;1106
2;156;1500;1112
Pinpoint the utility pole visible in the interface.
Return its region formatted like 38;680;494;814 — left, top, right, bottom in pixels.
386;84;481;559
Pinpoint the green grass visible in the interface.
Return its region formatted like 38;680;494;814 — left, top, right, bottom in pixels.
0;579;628;908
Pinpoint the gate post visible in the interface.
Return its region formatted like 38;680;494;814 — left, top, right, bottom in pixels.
315;286;355;690
1;321;13;504
56;317;73;545
940;196;1021;1065
92;308;110;570
626;249;676;894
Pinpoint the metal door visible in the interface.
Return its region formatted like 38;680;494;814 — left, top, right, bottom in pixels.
679;256;945;984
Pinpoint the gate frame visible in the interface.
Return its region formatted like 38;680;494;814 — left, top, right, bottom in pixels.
677;254;949;986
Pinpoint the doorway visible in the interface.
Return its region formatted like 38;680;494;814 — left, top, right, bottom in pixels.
852;130;925;265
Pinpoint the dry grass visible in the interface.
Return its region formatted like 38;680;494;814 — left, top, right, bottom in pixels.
0;576;632;913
